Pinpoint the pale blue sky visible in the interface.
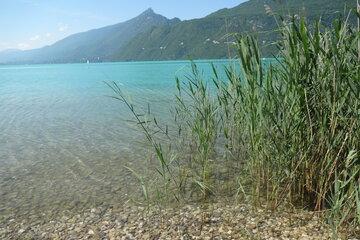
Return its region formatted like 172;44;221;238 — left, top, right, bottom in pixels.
0;0;246;51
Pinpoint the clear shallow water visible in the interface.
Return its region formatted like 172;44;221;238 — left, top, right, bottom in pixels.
0;60;232;222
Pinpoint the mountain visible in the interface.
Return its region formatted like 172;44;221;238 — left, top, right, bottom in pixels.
115;0;356;60
0;0;356;64
0;8;177;64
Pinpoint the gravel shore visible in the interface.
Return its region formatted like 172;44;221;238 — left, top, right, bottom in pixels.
1;203;358;239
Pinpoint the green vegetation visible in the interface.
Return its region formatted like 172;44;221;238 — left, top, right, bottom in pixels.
108;12;360;236
116;0;357;60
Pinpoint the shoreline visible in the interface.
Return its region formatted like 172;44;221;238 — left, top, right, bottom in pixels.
1;202;358;240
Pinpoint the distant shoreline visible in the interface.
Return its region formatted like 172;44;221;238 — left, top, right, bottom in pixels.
0;58;239;66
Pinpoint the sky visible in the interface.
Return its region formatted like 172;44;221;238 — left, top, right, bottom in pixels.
0;0;246;51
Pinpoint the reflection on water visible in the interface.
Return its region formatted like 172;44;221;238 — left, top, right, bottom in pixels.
0;60;231;222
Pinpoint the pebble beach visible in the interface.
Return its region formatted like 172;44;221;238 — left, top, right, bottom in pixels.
1;203;358;239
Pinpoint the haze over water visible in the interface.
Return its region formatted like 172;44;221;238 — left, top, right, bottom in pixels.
0;60;230;221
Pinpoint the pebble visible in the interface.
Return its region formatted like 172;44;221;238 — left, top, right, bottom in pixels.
1;203;358;239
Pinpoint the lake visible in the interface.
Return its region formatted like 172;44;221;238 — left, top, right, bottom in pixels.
0;60;232;222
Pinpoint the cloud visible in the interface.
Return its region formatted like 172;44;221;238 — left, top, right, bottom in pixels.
0;42;9;47
0;43;7;50
59;26;68;32
18;43;31;50
30;35;41;41
45;33;52;38
58;23;69;32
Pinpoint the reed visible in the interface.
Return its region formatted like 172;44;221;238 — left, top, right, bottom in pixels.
231;16;360;231
108;13;359;232
174;62;219;199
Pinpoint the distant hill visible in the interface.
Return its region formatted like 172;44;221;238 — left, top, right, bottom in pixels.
116;0;356;60
0;8;176;64
0;0;356;64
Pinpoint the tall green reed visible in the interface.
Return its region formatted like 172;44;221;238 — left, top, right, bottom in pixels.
107;13;359;231
105;81;181;204
227;15;360;228
174;62;218;199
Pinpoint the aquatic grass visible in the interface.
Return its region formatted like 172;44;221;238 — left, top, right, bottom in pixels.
227;15;360;230
174;62;219;199
107;12;359;234
105;81;181;204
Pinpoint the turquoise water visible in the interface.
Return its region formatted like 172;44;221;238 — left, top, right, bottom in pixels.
0;60;232;222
